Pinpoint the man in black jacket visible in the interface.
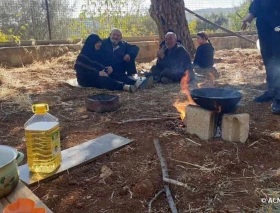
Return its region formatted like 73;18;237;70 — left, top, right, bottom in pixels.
242;0;280;114
102;29;139;81
150;32;194;84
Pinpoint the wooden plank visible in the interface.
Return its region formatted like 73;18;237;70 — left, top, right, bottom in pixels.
0;197;10;212
19;133;133;185
5;181;52;213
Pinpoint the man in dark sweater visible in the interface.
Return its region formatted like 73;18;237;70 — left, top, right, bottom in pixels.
102;29;139;81
150;32;194;84
242;0;280;114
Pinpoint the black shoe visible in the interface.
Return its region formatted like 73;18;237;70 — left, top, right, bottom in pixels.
160;77;173;84
138;76;153;89
253;90;275;103
144;72;153;78
271;99;280;115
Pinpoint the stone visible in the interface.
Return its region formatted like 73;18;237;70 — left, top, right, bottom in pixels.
75;202;84;209
270;132;280;140
222;113;250;143
184;105;216;140
132;179;155;197
100;165;113;179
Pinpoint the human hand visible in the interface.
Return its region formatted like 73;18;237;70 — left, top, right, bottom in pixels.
105;66;113;75
241;13;254;31
157;48;165;59
123;54;131;62
99;70;108;77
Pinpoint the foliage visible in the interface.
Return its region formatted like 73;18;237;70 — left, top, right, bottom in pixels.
0;0;76;40
196;13;229;32
0;29;20;42
71;0;157;39
188;20;197;34
228;0;256;31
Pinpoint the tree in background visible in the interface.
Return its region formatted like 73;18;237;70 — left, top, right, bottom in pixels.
149;0;195;56
0;0;76;40
71;0;157;39
188;20;197;34
196;13;229;33
0;30;20;42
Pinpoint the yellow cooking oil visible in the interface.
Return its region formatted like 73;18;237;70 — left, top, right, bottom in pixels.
24;103;61;173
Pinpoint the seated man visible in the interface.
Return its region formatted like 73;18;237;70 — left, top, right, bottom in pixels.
150;32;194;84
102;29;137;79
101;28;153;89
159;29;182;49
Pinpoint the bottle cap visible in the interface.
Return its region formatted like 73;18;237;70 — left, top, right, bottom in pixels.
32;103;49;115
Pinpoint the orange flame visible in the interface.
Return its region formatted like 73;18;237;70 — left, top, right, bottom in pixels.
173;71;196;120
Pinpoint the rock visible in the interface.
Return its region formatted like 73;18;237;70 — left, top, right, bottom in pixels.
52;195;59;198
42;194;49;201
165;120;175;128
81;115;88;119
119;187;129;196
132;179;155;197
68;180;77;185
75;202;84;209
100;165;113;179
222;205;241;213
270;132;280;140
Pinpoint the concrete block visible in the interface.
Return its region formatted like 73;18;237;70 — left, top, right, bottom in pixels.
184;105;216;140
222;113;250;143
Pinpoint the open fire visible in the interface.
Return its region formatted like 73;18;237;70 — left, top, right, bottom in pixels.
173;71;218;120
173;71;246;142
173;71;195;120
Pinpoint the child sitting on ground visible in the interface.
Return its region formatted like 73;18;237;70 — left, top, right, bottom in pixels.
193;31;215;69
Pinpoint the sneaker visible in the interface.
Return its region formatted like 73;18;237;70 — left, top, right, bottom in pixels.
129;85;137;93
128;75;137;80
160;77;173;84
137;76;153;89
253;90;275;103
271;99;280;114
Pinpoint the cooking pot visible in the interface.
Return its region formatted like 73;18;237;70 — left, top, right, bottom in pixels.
86;94;120;113
0;145;24;198
190;88;242;113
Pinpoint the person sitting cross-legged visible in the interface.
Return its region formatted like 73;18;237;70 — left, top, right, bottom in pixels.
193;31;215;69
149;32;194;84
101;28;153;89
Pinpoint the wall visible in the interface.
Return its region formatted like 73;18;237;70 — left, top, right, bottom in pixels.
0;33;258;66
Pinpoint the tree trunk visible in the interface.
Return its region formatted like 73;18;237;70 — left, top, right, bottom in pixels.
149;0;196;57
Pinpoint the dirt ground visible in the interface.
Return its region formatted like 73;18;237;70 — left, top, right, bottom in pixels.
1;48;280;213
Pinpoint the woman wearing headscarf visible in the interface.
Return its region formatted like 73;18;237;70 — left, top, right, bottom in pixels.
193;31;215;69
75;34;137;93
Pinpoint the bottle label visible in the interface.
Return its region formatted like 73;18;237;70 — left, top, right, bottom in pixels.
50;129;61;158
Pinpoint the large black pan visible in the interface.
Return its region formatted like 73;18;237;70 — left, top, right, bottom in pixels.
190;88;242;113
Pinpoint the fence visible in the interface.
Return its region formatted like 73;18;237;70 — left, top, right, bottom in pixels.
0;0;255;41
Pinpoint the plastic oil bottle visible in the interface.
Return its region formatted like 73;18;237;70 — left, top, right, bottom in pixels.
24;103;61;173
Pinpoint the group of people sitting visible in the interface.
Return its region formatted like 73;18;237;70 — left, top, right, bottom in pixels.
74;29;215;93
